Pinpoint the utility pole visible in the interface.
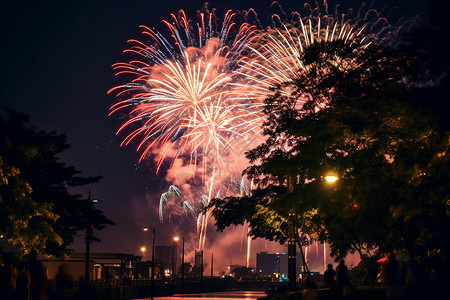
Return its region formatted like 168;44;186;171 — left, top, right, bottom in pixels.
181;237;185;293
85;226;92;283
85;191;92;283
287;176;297;291
151;227;155;299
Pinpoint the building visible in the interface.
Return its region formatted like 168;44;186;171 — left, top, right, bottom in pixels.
256;252;286;276
44;252;142;281
256;252;303;279
155;245;178;275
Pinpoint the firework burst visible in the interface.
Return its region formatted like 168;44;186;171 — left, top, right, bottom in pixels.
109;8;262;173
109;7;264;250
110;1;415;251
242;1;416;109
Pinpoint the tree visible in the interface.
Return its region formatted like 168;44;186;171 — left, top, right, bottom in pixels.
0;108;114;257
178;262;192;277
210;35;449;266
232;266;255;280
208;186;289;244
0;157;61;253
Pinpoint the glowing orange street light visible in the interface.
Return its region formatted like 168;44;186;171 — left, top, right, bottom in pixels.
325;175;338;183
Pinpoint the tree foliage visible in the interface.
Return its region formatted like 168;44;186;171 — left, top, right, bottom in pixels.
209;33;449;264
208;185;289;243
0;108;114;257
0;157;61;254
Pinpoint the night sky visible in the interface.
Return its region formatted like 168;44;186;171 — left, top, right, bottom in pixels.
1;0;432;272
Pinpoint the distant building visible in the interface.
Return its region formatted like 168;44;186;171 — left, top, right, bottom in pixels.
194;250;203;269
256;252;303;278
155;245;178;275
189;250;204;277
44;252;142;281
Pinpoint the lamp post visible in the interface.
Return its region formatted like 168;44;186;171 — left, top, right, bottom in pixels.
211;253;213;278
85;224;92;283
323;174;338;273
85;191;100;283
174;236;185;293
144;226;155;299
285;173;339;289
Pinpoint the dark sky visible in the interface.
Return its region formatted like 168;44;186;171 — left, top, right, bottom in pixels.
1;0;433;271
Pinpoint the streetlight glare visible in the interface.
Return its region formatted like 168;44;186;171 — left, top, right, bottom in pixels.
143;226;149;231
140;246;146;253
325;175;338;183
173;236;180;241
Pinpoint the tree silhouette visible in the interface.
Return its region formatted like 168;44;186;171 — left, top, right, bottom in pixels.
209;37;449;265
0;107;114;257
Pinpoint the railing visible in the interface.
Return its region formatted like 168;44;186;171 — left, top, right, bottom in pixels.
89;278;154;287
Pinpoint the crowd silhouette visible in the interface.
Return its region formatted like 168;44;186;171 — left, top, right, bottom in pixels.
1;251;46;300
0;250;445;299
0;251;81;300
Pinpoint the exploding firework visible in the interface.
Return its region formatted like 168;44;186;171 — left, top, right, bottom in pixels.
109;7;263;250
110;1;414;253
236;1;416;268
242;1;415;110
109;8;263;174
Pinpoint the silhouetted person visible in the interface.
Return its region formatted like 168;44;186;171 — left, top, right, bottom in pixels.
385;253;399;287
27;250;44;300
336;259;349;287
73;276;97;300
366;258;378;288
385;253;406;300
302;275;318;300
336;259;349;297
405;255;430;299
55;264;73;300
405;254;418;289
323;264;336;288
16;261;30;300
0;252;18;299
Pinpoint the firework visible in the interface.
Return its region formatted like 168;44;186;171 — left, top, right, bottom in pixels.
242;1;414;110
110;7;263;250
237;1;415;266
110;1;413;252
109;9;263;174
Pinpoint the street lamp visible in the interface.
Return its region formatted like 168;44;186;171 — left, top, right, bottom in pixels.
85;190;100;283
325;175;338;183
323;174;338;272
144;226;155;299
285;172;339;290
174;236;184;293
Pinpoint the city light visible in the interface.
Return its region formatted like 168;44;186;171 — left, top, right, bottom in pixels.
325;175;338;183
